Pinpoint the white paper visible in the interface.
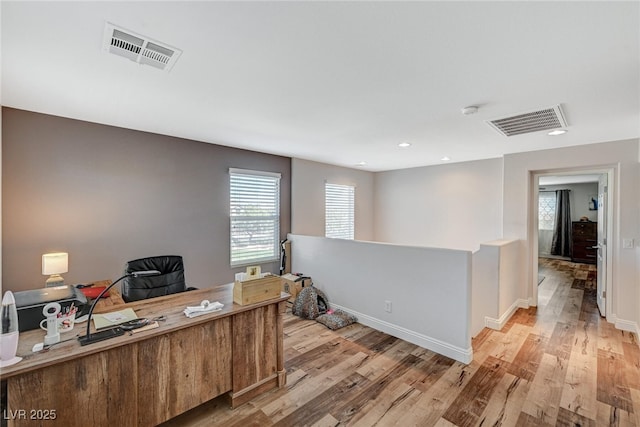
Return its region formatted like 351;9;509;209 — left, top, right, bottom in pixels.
102;311;129;322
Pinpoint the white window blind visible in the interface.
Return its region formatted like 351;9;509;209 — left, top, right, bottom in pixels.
539;192;556;231
230;169;280;266
325;183;355;240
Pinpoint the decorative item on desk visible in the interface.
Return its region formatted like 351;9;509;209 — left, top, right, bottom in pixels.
42;252;68;287
246;265;261;280
78;286;109;299
41;302;61;345
183;300;224;318
39;303;77;333
78;270;161;346
0;291;22;367
233;274;281;305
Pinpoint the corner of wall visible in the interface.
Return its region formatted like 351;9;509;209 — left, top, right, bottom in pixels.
290;158;375;240
484;298;530;331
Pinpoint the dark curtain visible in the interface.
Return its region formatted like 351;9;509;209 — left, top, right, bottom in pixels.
551;190;572;257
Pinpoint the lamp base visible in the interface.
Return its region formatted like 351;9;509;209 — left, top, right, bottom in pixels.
0;356;22;367
78;327;124;346
45;274;65;288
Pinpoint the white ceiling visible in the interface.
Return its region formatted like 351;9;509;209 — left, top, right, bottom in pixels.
2;1;638;172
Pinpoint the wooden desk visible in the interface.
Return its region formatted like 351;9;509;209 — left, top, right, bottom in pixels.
0;285;289;426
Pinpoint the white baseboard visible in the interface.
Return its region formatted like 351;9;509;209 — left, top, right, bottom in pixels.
484;298;530;331
615;318;640;347
330;303;473;365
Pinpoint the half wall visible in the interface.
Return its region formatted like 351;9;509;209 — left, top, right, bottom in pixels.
288;234;473;363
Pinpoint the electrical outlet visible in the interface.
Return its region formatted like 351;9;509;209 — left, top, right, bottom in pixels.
622;238;635;249
384;300;392;313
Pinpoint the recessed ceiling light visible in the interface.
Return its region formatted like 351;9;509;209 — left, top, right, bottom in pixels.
548;129;567;136
355;161;367;167
441;156;451;161
398;142;411;148
461;106;479;115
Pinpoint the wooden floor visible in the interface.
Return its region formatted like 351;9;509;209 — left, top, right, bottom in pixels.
163;259;639;427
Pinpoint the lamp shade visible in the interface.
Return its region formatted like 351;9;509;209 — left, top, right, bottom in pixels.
42;253;69;275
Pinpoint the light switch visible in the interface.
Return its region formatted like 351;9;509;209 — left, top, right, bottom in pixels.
622;238;634;249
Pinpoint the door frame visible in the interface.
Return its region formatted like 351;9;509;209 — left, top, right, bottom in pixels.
530;167;615;320
596;174;608;316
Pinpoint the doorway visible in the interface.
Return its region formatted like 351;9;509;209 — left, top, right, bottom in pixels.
532;168;614;320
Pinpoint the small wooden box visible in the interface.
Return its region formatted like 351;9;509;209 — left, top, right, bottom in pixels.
233;275;282;305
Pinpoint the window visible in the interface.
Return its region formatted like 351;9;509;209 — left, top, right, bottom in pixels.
538;192;556;231
230;168;280;266
325;183;355;240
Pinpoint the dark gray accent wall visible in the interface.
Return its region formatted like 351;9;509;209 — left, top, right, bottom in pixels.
2;107;291;292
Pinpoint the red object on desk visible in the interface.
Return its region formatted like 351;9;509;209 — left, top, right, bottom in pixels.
80;286;109;299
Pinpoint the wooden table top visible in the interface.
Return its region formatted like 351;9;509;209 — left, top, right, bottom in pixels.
0;284;289;379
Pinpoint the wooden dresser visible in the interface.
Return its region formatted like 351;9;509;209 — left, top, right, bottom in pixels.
571;221;597;264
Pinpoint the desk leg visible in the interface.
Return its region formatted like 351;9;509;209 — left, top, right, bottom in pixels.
276;300;287;388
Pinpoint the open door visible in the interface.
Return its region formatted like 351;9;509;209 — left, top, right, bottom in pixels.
596;174;607;316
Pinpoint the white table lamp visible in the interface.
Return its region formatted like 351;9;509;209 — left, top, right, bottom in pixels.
42;252;68;287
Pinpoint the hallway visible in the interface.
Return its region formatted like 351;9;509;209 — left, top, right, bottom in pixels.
509;258;639;425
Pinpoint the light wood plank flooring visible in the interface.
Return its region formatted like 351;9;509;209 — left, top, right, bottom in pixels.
162;259;639;426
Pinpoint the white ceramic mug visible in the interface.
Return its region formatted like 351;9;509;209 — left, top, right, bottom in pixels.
40;313;75;333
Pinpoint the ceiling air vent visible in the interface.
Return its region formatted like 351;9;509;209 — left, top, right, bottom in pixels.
486;105;568;137
103;23;182;72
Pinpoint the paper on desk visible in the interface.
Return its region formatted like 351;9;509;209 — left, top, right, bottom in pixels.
183;301;223;318
93;308;138;329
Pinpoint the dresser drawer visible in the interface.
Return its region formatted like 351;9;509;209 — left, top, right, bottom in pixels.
572;221;597;264
572;222;596;236
572;246;597;260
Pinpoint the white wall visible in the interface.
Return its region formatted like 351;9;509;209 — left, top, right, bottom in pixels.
471;239;522;337
498;240;521;318
290;139;639;343
503;138;639;329
291;158;375;241
373;158;503;251
539;182;599;222
471;246;498;337
289;234;472;363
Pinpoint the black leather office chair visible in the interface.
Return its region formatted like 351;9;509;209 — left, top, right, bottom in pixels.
121;255;195;302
